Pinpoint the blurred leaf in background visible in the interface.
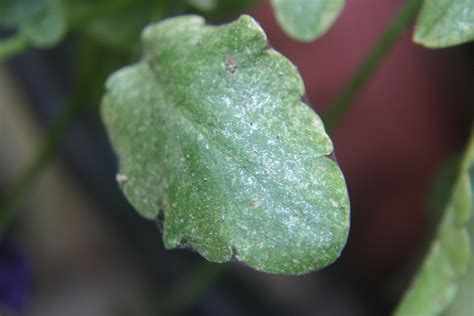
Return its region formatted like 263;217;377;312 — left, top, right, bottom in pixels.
21;0;66;47
445;146;474;315
0;0;49;27
187;0;217;11
271;0;345;42
395;129;474;316
414;0;474;48
0;0;66;48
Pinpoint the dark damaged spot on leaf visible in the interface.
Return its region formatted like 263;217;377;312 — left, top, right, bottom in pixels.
155;209;165;233
179;238;193;250
226;56;237;73
327;151;337;162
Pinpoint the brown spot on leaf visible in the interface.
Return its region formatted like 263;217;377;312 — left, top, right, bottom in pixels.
314;256;321;265
226;56;237;73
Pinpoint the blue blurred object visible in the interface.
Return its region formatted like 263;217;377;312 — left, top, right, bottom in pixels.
0;238;31;312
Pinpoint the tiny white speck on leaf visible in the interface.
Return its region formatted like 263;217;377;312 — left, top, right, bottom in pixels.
116;174;128;183
251;200;261;209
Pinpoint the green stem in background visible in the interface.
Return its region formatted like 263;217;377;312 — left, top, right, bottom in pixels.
323;0;422;131
0;101;82;233
0;34;28;63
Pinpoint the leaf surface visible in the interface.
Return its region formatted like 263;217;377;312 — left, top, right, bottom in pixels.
271;0;345;42
445;130;474;315
0;0;47;27
394;128;474;315
0;0;65;48
20;0;66;48
101;15;350;275
414;0;474;48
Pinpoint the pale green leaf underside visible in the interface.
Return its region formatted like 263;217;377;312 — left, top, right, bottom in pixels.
271;0;345;42
101;15;350;275
394;128;474;315
414;0;474;48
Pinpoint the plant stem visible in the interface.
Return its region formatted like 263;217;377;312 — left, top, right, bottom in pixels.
0;101;82;233
323;0;423;131
0;34;28;63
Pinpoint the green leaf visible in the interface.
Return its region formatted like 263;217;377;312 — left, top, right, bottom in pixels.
101;15;350;275
0;0;66;49
271;0;345;42
187;0;218;11
0;0;48;27
0;34;28;62
445;133;474;316
414;0;474;48
20;0;66;48
394;128;474;316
